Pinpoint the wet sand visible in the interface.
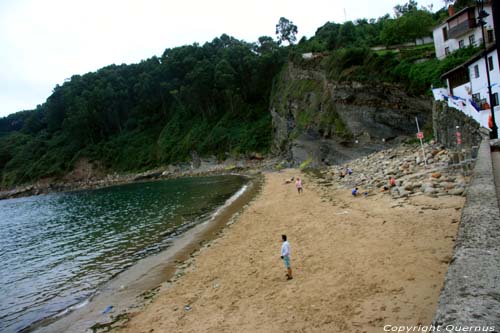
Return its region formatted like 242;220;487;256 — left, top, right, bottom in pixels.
35;175;262;333
117;169;464;333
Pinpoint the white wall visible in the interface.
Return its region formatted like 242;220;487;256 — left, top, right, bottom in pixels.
433;23;447;60
488;49;500;87
469;49;500;104
433;5;494;60
470;57;487;97
452;83;471;99
484;6;494;30
416;36;433;46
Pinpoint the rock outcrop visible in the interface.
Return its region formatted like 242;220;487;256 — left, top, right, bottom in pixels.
270;61;432;167
312;141;473;198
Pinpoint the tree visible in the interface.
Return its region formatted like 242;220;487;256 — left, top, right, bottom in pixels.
253;36;279;55
337;21;357;48
394;0;418;17
275;17;298;46
381;9;434;45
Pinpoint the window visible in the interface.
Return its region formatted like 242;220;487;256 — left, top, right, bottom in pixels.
469;34;475;46
445;47;450;56
442;27;448;41
488;56;494;71
459;40;465;48
472;93;481;104
492;93;499;107
474;65;480;78
487;30;494;43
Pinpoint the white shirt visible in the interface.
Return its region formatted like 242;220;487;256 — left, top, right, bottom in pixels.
281;241;290;257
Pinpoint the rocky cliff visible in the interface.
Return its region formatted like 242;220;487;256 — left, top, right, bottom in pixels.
270;61;433;166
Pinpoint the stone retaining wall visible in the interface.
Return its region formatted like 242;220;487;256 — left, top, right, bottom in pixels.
432;101;483;150
432;139;500;329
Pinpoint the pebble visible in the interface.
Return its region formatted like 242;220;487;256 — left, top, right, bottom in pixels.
315;142;472;198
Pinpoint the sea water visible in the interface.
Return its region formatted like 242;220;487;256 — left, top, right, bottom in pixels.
0;175;247;332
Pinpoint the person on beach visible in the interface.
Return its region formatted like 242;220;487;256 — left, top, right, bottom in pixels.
295;177;303;194
382;177;396;192
351;187;358;196
281;235;292;280
389;177;396;187
346;167;353;175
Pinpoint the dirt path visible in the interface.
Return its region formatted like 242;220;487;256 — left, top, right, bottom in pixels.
118;169;463;333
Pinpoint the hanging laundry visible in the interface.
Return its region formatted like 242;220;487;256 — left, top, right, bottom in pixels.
432;88;449;101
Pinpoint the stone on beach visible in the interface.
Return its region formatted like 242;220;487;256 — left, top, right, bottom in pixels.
314;142;472;198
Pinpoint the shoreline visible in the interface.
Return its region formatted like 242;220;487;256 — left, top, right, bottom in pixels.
115;168;465;332
0;158;274;201
29;174;263;333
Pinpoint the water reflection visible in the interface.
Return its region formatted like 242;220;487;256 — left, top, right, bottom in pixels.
0;175;246;332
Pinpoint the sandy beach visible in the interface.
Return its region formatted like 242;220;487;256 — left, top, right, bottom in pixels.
114;168;464;333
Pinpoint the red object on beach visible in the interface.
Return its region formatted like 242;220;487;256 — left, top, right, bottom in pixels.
417;132;423;139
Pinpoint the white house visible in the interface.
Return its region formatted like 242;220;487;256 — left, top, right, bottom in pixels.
432;2;499;129
433;3;494;60
436;46;500;128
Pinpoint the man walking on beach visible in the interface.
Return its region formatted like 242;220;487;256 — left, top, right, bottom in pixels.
281;235;292;280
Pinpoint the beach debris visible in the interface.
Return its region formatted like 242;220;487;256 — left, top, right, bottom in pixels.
102;305;113;315
184;305;192;311
335;211;349;215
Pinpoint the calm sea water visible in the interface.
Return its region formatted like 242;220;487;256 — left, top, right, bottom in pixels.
0;175;247;333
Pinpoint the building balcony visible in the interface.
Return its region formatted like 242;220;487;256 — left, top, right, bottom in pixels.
448;19;476;39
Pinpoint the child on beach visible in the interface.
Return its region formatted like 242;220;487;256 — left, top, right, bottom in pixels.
280;235;292;280
351;187;358;196
390;177;396;187
295;177;303;194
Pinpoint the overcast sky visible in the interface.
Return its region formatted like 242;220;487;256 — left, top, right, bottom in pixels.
0;0;445;117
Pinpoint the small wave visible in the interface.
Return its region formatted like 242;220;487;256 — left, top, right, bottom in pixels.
17;298;91;333
53;298;90;318
208;184;249;221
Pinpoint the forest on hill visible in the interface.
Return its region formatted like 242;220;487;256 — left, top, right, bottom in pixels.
0;0;478;187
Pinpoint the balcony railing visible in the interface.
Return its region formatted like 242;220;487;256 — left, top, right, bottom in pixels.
448;19;476;39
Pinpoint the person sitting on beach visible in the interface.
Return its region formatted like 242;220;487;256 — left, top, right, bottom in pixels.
339;171;345;179
280;234;292;280
295;177;303;194
351;187;359;196
347;167;353;175
389;177;396;187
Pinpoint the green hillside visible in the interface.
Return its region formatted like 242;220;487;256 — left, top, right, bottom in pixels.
0;1;479;187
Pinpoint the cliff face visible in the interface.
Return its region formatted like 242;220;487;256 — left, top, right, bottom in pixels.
270;62;432;166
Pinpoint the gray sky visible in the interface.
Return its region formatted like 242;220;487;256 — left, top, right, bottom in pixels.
0;0;445;117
